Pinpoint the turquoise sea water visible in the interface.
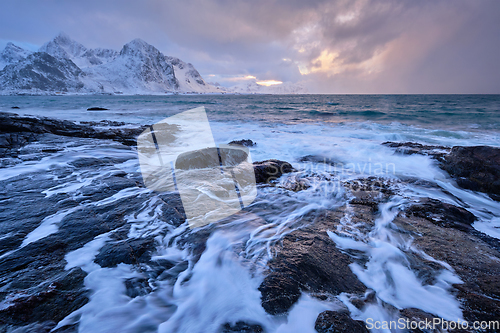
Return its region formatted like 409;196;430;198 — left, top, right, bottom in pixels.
1;94;499;132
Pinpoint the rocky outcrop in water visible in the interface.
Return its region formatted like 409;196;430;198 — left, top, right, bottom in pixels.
0;112;149;156
228;139;256;147
253;159;294;184
315;311;368;333
384;141;500;201
260;172;500;330
2;120;500;332
441;145;500;201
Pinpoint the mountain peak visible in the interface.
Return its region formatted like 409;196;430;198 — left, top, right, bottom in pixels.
0;42;32;69
39;32;87;60
120;38;160;58
53;32;73;43
2;43;25;54
123;38;154;51
129;38;149;46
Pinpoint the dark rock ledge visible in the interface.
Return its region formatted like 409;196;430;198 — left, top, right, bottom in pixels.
0;111;151;157
1;116;499;332
384;141;500;201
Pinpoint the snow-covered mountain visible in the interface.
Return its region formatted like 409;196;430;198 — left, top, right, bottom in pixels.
0;52;85;93
83;39;179;94
0;33;221;95
166;56;217;93
0;43;32;70
39;32;117;68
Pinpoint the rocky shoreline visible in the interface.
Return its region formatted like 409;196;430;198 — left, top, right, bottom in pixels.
0;112;499;332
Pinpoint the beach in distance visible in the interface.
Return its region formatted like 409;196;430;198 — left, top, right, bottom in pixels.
1;94;500;333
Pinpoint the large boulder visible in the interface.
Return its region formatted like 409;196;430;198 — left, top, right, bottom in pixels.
315;311;368;333
440;146;500;201
253;159;294;184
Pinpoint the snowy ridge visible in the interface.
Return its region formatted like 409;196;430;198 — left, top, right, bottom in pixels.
166;56;220;93
0;52;85;94
0;42;32;70
0;33;221;95
39;32;118;69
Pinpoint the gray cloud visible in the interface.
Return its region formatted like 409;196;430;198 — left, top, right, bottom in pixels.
0;0;498;92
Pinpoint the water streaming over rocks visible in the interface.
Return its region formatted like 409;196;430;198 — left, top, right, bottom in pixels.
1;95;500;333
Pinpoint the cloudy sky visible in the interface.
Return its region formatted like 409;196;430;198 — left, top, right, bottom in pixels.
1;0;499;93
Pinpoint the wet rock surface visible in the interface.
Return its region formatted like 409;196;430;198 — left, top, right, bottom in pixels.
0;112;151;154
87;107;109;111
315;310;368;333
384;141;500;200
228;139;256;147
0;119;166;331
441;145;500;201
253;159;294;184
1;117;500;332
258;172;500;331
382;141;450;157
396;200;500;325
220;321;264;333
258;210;366;315
405;197;476;232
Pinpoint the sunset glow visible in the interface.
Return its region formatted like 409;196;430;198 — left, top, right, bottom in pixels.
256;80;283;86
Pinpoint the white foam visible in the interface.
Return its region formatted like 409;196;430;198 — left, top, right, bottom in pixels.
329;199;464;322
21;206;80;247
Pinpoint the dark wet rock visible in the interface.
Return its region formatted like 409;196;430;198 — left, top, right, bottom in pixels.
258;272;301;315
94;237;156;268
3;321;57;333
228;139;256;147
383;142;500;200
259;213;366;315
253;159;294;184
0;131;39;157
440;145;500;201
0;268;88;327
157;192;186;227
80;120;126;127
382;141;450;157
175;147;249;170
86;107;108;111
345;177;394;211
315;310;368;333
220;321;264;333
394;204;500;324
399;308;443;333
11;106;20;109
406;198;476;232
124;277;152;298
277;173;312;192
299;155;336;166
0;112;150;148
41;147;63;153
0;167;153;331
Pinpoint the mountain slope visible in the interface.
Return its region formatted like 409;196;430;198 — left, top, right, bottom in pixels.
0;52;85;93
166;56;220;93
0;43;32;70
